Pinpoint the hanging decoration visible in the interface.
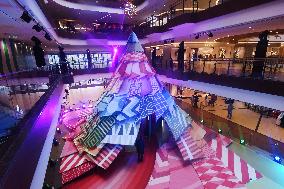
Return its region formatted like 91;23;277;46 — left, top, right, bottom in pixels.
123;1;137;18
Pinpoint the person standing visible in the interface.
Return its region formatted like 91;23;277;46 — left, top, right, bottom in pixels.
169;57;174;70
135;136;144;162
226;98;234;119
192;92;200;108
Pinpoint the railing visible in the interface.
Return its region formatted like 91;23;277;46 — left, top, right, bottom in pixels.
158;58;284;82
134;0;275;38
0;72;61;178
176;99;284;158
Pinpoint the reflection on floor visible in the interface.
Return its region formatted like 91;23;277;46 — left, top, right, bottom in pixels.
178;87;284;143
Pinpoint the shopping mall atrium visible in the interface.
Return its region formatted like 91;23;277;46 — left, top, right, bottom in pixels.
0;0;284;189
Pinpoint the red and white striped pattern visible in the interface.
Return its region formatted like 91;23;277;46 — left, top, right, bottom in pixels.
92;144;123;170
176;129;204;161
60;141;78;158
79;108;92;118
114;52;155;78
193;157;246;189
61;162;95;184
208;135;262;184
60;153;92;173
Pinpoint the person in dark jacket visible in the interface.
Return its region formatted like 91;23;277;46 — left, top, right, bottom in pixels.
280;116;284;128
135;137;144;162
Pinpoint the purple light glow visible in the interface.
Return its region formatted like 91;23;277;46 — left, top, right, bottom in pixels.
112;47;118;67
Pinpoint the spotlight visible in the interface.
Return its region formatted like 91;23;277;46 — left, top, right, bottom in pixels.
240;139;245;145
274;156;282;163
218;129;222;134
31;36;41;45
207;31;213;38
44;33;52;41
195;34;200;39
20;11;32;23
32;24;42;32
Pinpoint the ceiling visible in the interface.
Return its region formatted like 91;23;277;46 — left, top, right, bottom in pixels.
0;0;55;47
65;0;146;8
1;0;284;51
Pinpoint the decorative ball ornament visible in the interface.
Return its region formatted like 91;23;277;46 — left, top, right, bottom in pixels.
123;1;137;18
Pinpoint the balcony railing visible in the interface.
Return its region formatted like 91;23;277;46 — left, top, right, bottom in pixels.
134;0;276;38
157;57;284;82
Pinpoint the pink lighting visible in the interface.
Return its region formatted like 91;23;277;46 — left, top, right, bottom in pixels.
112;47;118;67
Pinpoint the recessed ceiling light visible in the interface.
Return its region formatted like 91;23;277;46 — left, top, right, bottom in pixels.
270;30;273;32
276;31;279;34
249;26;252;29
227;35;230;37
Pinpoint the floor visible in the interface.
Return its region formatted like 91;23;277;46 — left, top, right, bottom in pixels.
176;87;284;143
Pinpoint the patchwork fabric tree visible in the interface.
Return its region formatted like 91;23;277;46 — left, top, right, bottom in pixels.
60;32;197;184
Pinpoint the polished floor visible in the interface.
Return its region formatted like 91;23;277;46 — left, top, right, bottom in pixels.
177;87;284;143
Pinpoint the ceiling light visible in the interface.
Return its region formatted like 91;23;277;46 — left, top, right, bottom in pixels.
20;11;32;23
270;30;273;33
32;24;43;32
249;26;252;29
44;33;52;41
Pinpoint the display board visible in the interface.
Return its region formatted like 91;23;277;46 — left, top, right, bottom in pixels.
48;53;112;69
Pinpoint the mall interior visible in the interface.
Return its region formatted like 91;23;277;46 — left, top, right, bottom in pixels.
0;0;284;189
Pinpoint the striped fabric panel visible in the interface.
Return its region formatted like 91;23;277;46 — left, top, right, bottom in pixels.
176;129;204;161
92;144;123;170
60;153;91;173
208;136;262;184
61;162;95;184
193;157;246;189
60;141;78;158
101;121;140;145
80;115;117;148
163;105;189;141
